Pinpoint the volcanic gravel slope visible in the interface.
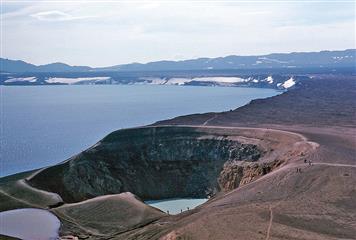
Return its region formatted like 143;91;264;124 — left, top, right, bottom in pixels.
0;75;355;240
124;75;356;240
155;75;356;128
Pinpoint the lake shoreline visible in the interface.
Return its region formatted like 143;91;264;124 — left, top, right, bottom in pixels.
1;85;279;177
0;76;355;239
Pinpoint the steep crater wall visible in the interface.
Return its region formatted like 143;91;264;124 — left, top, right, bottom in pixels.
29;127;262;203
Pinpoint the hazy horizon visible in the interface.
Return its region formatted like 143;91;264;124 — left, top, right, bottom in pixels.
2;48;355;68
1;0;355;67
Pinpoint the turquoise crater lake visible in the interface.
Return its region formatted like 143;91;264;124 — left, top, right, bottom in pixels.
146;198;209;215
1;85;279;176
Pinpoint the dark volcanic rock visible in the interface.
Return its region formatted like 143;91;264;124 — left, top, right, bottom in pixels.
218;159;283;192
29;127;262;203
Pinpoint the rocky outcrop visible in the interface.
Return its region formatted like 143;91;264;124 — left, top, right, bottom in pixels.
29;126;263;203
218;159;284;192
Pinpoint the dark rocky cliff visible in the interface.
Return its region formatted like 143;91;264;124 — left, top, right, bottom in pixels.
218;159;283;192
29;126;262;203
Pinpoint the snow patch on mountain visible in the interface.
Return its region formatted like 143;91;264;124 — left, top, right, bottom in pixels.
167;78;192;85
258;57;289;64
265;76;273;84
139;77;167;84
46;77;111;84
192;77;248;83
281;77;295;89
5;77;37;83
140;77;251;85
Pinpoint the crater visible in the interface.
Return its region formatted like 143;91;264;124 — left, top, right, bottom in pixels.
28;126;289;204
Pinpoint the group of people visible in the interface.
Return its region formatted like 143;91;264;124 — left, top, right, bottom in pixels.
296;159;313;173
180;207;190;213
305;159;313;166
166;207;190;215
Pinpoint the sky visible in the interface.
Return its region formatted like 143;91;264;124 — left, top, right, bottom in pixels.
0;0;355;67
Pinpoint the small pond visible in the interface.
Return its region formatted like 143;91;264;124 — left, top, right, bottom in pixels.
146;198;209;215
0;208;60;240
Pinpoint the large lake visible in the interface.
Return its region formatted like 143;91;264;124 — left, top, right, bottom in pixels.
1;85;279;176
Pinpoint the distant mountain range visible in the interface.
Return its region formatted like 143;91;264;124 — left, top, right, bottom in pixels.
1;49;355;73
0;59;91;73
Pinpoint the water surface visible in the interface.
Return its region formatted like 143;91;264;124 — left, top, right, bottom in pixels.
146;198;209;214
1;85;279;176
0;208;60;240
